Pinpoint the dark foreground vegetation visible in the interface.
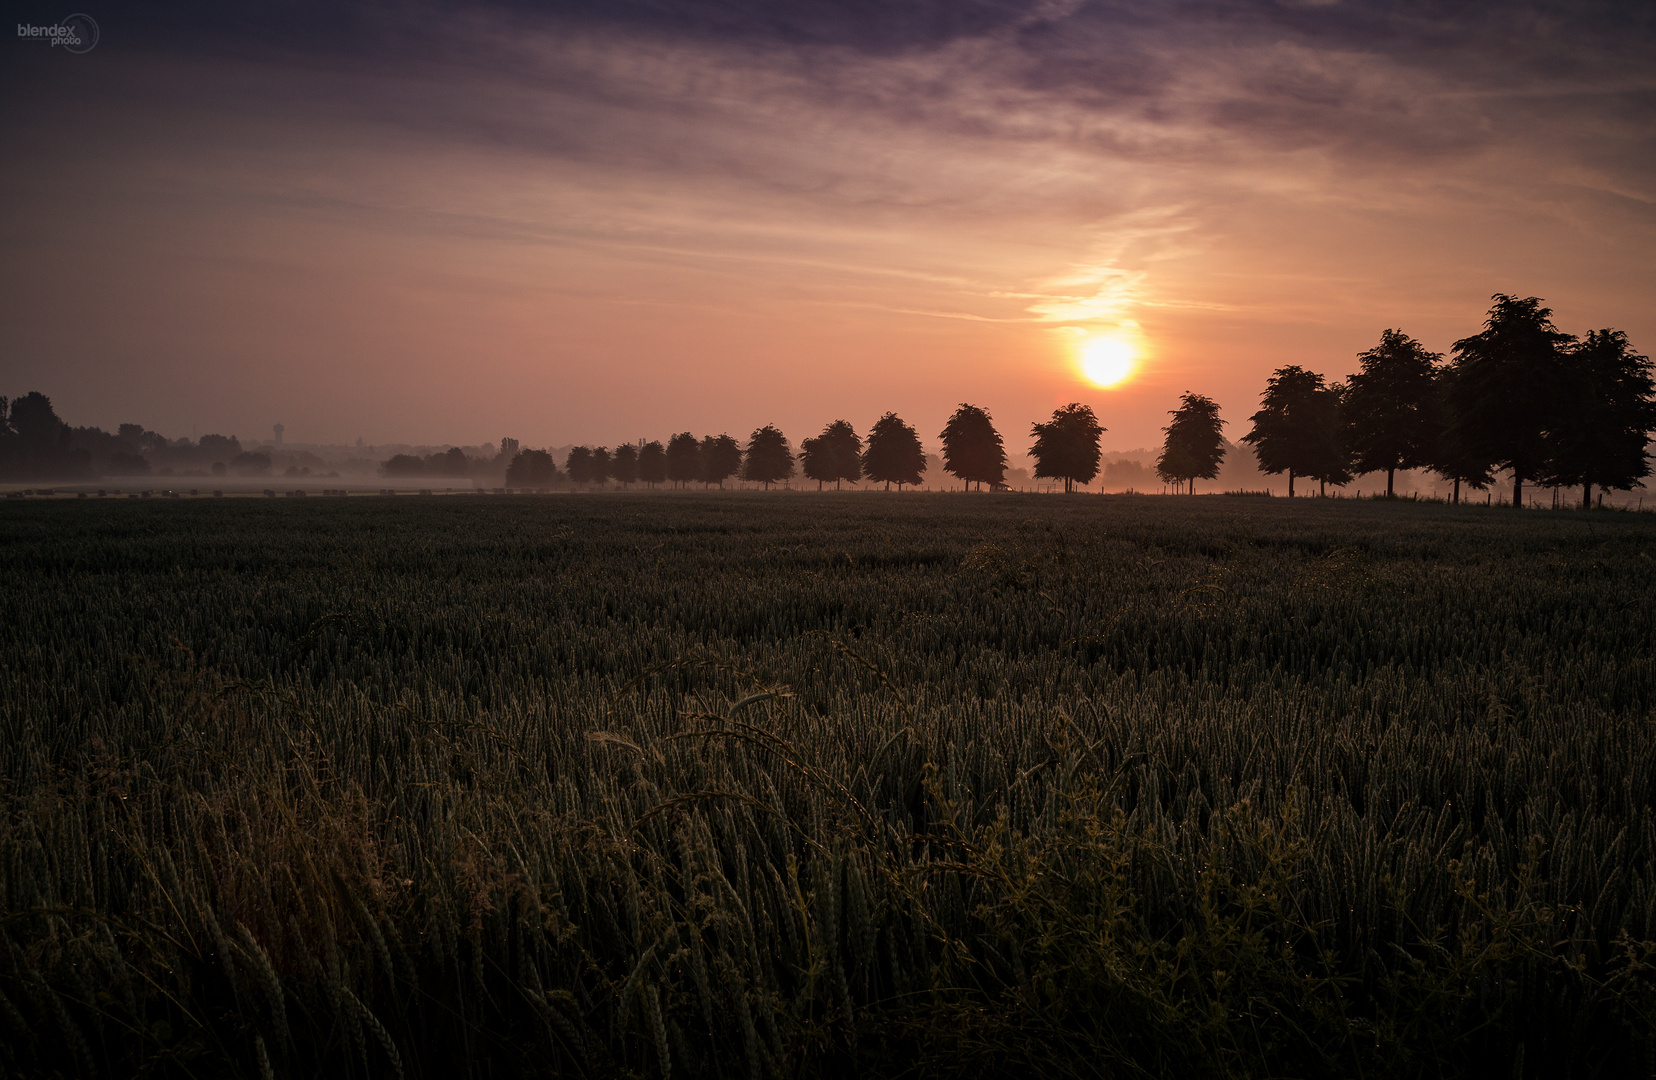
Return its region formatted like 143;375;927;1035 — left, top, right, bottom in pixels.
2;495;1655;1078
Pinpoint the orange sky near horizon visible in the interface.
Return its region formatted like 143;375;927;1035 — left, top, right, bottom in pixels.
3;4;1652;457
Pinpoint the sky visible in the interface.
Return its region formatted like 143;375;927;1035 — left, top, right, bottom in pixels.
3;0;1653;453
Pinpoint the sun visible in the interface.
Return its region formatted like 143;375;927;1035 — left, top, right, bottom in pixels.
1079;335;1139;388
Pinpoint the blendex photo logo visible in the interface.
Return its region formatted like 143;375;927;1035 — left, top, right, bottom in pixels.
17;13;98;53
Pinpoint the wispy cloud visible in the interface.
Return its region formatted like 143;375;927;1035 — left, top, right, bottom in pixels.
2;0;1653;446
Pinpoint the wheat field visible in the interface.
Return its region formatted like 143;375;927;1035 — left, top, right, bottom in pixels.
1;493;1653;1078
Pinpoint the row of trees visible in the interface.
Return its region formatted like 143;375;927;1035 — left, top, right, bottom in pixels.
507;294;1654;503
1230;296;1656;506
535;407;1102;493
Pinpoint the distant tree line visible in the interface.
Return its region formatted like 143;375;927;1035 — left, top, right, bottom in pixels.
511;296;1651;505
8;297;1648;503
0;393;272;480
525;407;1101;494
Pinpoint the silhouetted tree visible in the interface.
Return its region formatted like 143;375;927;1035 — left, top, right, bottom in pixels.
801;421;861;490
824;421;863;489
862;412;925;490
1307;383;1354;496
699;434;742;488
1427;366;1490;504
1029;403;1104;493
742;425;794;489
638;440;667;487
439;447;471;478
666;432;700;488
198;434;241;462
3;392;83;479
1156;393;1226;494
799;435;832;490
1242;367;1346;497
565;446;595;486
611;443;639;487
590;447;612;486
1539;329;1656;509
505;449;557;487
1344;329;1442;497
940;404;1006;491
1446;295;1574;508
382;454;422;478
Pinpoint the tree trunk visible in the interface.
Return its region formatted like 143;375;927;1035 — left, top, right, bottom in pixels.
1513;474;1522;508
1583;482;1592;511
1288;470;1295;498
1387;468;1395;497
1452;478;1460;505
1320;479;1327;497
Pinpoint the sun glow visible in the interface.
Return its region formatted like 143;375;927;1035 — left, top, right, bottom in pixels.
1079;334;1140;388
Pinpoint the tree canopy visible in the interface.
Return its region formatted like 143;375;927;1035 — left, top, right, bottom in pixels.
940;404;1006;491
742;425;794;489
801;421;862;489
1446;295;1574;508
666;432;701;488
862;412;925;490
699;434;743;488
610;443;639;487
1344;329;1441;497
799;435;831;490
637;441;667;486
1539;329;1656;508
505;449;557;488
1156;393;1226;494
565;446;597;486
1029;403;1104;492
1242;367;1347;497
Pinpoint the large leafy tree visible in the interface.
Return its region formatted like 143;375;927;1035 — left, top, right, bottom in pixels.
666;432;701;488
564;446;596;486
699;434;743;488
742;425;794;489
862;412;925;490
505;449;557;487
439;447;472;478
823;421;863;489
637;440;667;487
1308;384;1354;495
940;404;1006;491
589;447;611;486
610;442;639;487
1428;367;1492;504
1156;393;1226;494
799;435;832;490
800;421;861;490
0;392;80;478
1344;329;1442;497
1242;367;1347;497
1539;329;1656;509
1446;295;1574;508
1029;403;1104;493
